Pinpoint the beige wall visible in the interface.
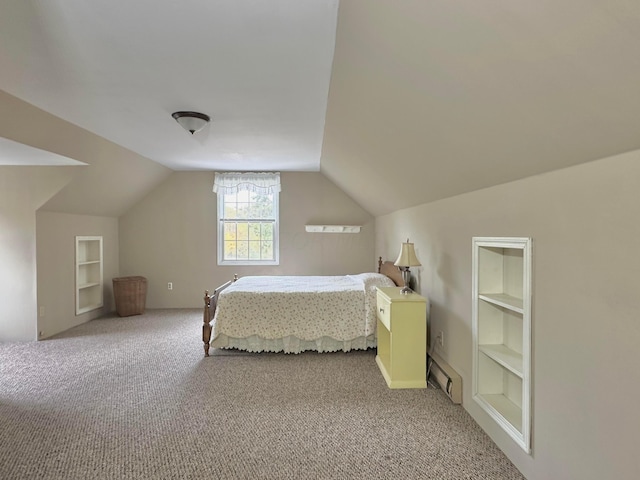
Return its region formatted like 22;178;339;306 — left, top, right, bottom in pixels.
376;150;640;480
1;164;120;342
36;211;119;339
0;89;169;340
119;171;375;308
0;166;77;341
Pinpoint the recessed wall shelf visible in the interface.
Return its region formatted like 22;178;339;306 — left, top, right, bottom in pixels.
75;236;103;315
305;225;361;233
472;236;532;453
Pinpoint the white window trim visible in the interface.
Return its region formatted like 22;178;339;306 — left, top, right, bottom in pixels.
215;174;280;266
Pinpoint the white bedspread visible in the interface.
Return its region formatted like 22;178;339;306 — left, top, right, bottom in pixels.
211;273;395;353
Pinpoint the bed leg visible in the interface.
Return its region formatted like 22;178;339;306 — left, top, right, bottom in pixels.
203;290;212;357
203;327;211;357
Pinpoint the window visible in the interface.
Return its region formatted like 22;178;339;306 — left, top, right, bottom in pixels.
214;172;280;265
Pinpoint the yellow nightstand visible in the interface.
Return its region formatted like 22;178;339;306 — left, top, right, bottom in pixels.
375;286;427;389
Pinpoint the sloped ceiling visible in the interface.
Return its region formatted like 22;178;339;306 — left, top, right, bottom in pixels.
0;90;172;218
0;137;85;166
0;0;338;172
321;0;640;215
2;1;640;218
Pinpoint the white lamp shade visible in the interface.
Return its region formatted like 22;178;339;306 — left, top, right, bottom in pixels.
394;240;421;267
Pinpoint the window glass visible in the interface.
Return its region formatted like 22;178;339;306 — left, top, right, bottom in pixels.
217;190;278;265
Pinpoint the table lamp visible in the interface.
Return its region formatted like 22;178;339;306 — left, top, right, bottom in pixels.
394;238;421;294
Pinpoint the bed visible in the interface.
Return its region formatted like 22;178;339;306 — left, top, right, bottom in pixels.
202;258;403;356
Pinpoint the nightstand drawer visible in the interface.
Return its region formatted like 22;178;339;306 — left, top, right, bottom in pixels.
376;291;391;330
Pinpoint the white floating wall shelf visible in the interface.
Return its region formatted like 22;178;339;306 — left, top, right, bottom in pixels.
305;225;361;233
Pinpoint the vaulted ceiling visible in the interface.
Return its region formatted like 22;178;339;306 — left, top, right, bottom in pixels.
322;0;640;215
2;1;640;216
0;0;338;172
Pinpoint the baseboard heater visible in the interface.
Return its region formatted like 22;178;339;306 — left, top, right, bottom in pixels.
427;351;462;404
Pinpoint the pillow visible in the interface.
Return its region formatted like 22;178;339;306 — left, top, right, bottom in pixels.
348;272;396;291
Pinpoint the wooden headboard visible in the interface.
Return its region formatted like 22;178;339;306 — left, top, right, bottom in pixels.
378;257;404;286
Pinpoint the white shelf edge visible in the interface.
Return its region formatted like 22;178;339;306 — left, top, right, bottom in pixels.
474;393;524;437
78;260;101;266
478;293;523;313
78;282;101;290
305;225;361;233
76;303;103;315
479;344;523;378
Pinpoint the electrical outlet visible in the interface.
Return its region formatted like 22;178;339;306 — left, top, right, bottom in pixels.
167;282;173;290
39;306;45;317
437;331;444;348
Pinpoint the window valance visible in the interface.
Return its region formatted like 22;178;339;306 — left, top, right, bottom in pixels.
213;172;281;195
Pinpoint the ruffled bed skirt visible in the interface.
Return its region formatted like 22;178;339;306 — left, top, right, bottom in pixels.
211;333;376;354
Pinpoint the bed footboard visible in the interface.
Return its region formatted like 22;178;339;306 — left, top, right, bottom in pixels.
203;275;237;357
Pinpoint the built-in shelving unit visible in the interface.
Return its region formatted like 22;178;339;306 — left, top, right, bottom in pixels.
75;236;103;315
304;225;361;233
472;237;532;453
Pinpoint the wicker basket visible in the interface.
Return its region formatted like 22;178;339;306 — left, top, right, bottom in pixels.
113;276;147;317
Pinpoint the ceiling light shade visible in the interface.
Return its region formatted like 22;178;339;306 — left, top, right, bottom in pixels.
172;111;210;134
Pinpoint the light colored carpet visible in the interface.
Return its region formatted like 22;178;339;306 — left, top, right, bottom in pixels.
0;309;525;479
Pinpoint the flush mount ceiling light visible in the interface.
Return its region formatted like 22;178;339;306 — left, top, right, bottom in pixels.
171;111;211;134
